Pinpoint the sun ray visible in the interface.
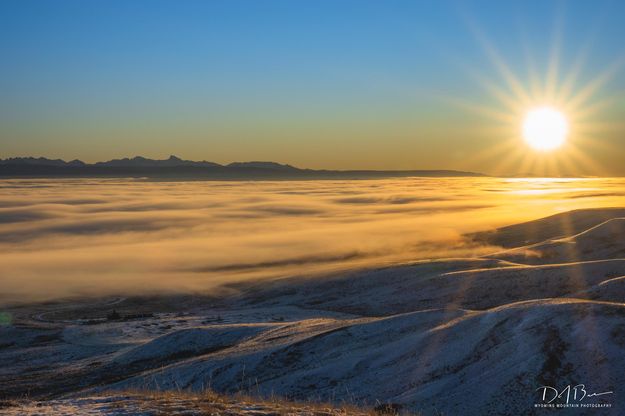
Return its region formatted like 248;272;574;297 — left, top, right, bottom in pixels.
566;55;625;111
517;21;542;101
569;94;623;121
557;5;613;103
545;8;565;103
517;150;540;177
487;140;526;176
463;65;526;112
442;96;517;124
555;32;598;104
454;4;624;179
463;15;533;106
565;142;608;176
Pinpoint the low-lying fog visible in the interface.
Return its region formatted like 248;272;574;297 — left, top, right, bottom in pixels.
2;177;625;304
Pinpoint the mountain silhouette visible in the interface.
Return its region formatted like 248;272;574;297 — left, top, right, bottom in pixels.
0;156;484;179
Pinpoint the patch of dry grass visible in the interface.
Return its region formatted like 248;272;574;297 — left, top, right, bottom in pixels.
104;388;419;415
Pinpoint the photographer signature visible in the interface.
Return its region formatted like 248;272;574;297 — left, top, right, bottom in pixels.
537;384;613;404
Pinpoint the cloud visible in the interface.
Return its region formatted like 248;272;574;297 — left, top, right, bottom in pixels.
185;251;367;273
334;196;447;205
0;208;57;223
1;177;625;304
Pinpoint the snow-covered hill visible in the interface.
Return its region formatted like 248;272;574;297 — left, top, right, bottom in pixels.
3;208;625;415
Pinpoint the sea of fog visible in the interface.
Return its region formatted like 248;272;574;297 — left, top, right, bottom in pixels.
2;177;625;303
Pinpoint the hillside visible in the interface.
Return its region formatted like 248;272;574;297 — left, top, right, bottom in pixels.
2;208;624;415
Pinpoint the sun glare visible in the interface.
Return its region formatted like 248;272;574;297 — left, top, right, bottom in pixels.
522;106;569;151
449;16;623;176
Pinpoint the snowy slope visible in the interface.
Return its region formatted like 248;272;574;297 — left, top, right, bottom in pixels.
3;208;625;415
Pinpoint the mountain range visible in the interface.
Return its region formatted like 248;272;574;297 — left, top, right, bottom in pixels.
0;155;483;179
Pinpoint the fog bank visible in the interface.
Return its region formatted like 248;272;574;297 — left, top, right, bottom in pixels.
2;177;625;304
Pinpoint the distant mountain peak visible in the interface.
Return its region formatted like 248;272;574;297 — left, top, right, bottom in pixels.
0;156;85;167
0;156;485;178
67;159;86;166
93;156;221;168
227;161;297;170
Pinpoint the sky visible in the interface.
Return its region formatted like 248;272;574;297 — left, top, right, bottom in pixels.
1;0;625;175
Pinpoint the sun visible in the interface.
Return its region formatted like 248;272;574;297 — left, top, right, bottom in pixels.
522;106;569;151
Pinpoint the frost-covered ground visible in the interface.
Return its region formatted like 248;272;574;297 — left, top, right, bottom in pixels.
2;208;625;415
2;391;375;415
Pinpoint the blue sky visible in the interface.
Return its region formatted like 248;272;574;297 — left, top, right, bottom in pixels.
1;0;624;174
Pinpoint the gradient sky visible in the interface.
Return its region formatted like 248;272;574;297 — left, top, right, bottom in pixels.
1;0;625;175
